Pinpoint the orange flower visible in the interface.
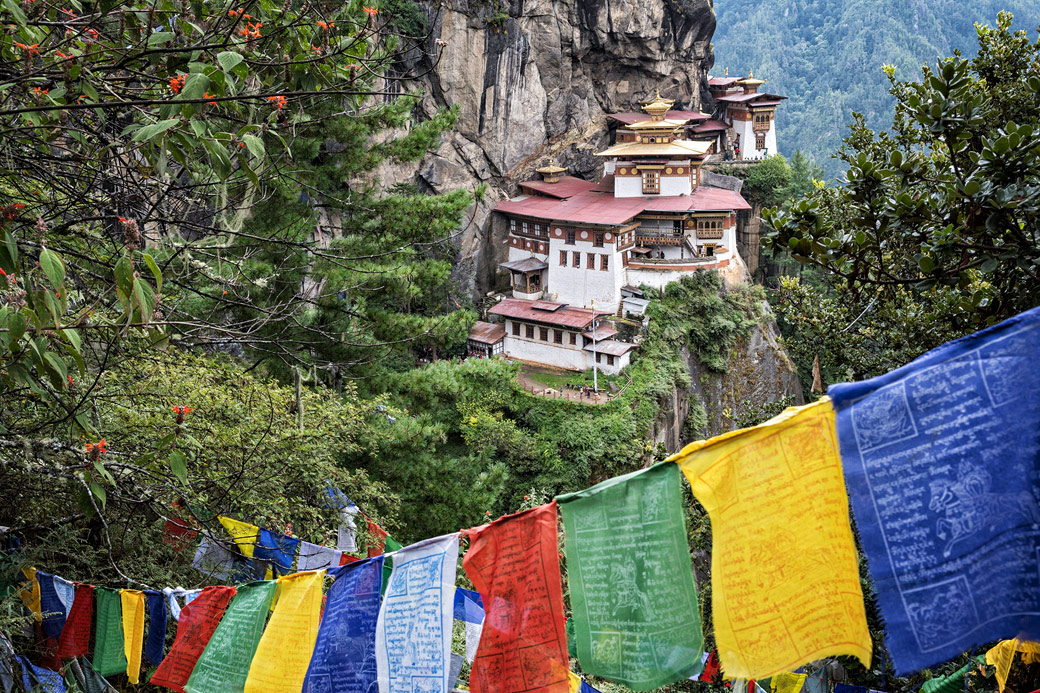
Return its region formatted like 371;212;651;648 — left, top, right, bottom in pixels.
265;95;287;110
33;87;49;95
203;91;217;105
227;8;239;16
362;6;378;15
59;7;75;17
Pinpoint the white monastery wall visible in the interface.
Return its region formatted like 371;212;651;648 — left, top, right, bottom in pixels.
614;176;643;198
503;335;587;370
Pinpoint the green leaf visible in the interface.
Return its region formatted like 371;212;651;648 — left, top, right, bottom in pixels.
918;255;935;273
0;229;18;273
7;311;26;349
242;134;265;159
142;253;163;293
114;255;134;296
169;450;188;484
963;180;980;196
147;31;176;45
205;139;231;180
38;247;65;290
180;73;210;101
132;276;155;323
1;0;27;27
76;486;97;517
217;51;244;72
89;480;107;509
131;118;180;142
980;257;998;274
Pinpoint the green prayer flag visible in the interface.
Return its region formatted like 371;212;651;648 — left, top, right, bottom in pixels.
184;581;277;693
920;656;985;693
92;587;127;677
557;462;704;690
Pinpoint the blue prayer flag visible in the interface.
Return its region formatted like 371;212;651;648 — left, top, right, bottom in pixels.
830;306;1040;674
36;571;67;640
303;556;385;693
254;528;300;574
15;655;66;692
452;587;484;624
143;590;168;666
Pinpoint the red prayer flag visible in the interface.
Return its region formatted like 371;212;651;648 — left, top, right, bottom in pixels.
463;502;569;693
56;583;94;659
163;518;199;550
340;554;360;565
150;585;235;692
366;521;388;557
33;621;61;671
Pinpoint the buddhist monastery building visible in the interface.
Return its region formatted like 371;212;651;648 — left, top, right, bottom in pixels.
701;69;787;160
468;91;760;375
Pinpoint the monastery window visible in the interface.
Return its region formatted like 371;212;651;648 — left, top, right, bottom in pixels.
600;254;609;271
526;324;534;339
572;252;581;268
566;229;575;245
755;131;766;149
554;330;563;344
587;253;596;270
570;333;577;346
539;327;549;341
559;250;567;266
512;322;520;336
510;219;516;233
522;221;529;234
593;232;604;248
607;355;616;366
595;352;602;364
642;170;660;195
697;218;725;240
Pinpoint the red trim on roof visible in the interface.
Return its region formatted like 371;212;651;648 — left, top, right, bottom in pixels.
708;77;740;87
693;120;729;133
717;92;786;104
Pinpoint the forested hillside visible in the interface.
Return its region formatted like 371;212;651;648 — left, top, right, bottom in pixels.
712;0;1039;177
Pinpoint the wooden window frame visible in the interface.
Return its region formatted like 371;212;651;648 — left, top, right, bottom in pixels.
525;324;534;339
569;333;576;346
607;355;615;366
539;327;549;341
587;253;596;270
554;330;563;344
572;251;581;268
642;170;660;194
512;322;520;336
566;229;576;245
559;250;567;266
600;254;609;271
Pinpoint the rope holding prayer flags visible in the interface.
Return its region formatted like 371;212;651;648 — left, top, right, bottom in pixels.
557;462;704;690
92;587;127;677
671;399;872;680
150;585;236;693
120;590;146;684
243;570;324;693
463;504;569;693
376;533;460;693
830;306;1040;674
185;580;278;693
303;557;385;693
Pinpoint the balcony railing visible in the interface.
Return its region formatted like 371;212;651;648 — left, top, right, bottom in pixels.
635;231;683;246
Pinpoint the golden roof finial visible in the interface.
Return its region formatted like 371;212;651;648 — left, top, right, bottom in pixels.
749;68;754;79
724;67;728;76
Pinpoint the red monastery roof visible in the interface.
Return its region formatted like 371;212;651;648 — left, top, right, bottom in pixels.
693;119;729;133
468;321;506;345
495;183;749;224
518;176;599;199
607;110;710;126
488;298;610;329
716;92;787;104
708;77;741;87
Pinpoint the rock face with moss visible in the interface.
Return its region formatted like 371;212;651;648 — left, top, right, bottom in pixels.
395;0;718;297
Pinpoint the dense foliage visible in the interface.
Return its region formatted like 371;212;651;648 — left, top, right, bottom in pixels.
712;2;1039;178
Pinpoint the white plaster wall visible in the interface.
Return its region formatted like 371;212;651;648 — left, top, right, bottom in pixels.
735;119;756;157
660;175;691;196
614;176;644;198
624;267;685;292
603;160;616;175
503;335;587;370
765;122;777;156
546;237;621;309
587;350;632;374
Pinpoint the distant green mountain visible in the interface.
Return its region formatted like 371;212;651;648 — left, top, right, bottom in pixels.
711;1;1038;178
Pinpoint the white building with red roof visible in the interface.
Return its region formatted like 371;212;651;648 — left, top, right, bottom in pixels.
467;92;757;375
705;70;787;160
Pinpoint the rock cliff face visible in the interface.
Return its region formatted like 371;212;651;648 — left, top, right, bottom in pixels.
397;0;717;297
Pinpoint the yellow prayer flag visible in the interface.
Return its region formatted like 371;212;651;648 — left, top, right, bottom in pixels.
985;640;1040;692
568;671;582;693
218;516;259;558
18;566;41;619
120;589;146;684
771;671;808;693
243;570;324;693
670;398;871;679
